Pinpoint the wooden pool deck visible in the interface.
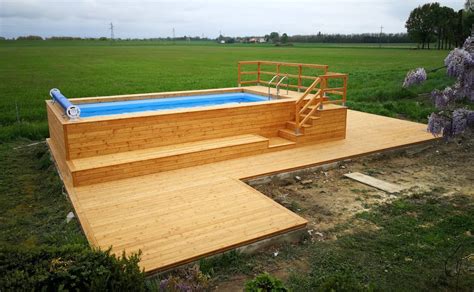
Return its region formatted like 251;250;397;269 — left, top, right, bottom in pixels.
49;109;437;273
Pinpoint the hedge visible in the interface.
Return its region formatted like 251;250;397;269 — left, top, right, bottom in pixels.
0;244;145;291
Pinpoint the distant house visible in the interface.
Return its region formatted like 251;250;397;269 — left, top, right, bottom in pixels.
220;40;225;44
249;37;266;43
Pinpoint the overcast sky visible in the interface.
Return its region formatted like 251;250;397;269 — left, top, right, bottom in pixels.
0;0;465;38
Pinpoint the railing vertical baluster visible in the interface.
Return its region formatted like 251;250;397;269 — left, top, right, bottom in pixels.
298;65;302;93
320;77;326;109
343;76;348;106
238;62;241;87
257;62;261;86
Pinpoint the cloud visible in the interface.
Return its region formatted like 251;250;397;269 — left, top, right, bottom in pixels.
0;0;465;38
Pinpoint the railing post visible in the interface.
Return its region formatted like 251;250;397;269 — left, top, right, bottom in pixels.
298;65;302;93
257;62;261;86
320;76;326;110
295;102;300;134
342;75;348;106
238;62;241;87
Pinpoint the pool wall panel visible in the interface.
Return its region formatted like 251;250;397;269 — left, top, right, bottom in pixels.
46;103;73;184
62;101;295;159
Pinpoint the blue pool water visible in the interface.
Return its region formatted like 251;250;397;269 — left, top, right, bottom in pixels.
79;93;270;118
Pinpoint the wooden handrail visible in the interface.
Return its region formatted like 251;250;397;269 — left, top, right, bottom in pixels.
239;60;328;70
295;77;322;130
260;80;302;90
300;99;322;126
295;78;321;105
237;61;348;133
237;61;328;89
299;89;321;115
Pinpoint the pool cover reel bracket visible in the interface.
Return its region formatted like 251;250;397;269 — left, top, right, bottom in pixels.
50;88;81;120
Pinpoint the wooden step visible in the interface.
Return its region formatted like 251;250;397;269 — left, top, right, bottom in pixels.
278;128;303;142
307;105;322;110
307;103;347;111
286;121;312;132
267;136;296;150
299;114;320;125
68;135;269;186
320;103;347;110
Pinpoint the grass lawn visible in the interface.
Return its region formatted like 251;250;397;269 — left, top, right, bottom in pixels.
0;140;86;248
0;40;453;141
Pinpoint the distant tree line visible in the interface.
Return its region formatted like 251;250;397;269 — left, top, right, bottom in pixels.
287;33;411;43
9;35;213;41
406;1;474;49
16;35;44;40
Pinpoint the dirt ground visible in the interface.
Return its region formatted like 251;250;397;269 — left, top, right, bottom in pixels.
212;137;474;291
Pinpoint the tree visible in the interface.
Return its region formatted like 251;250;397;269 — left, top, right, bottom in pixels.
280;33;288;44
406;3;472;50
16;35;43;40
463;1;474;39
269;32;279;43
406;3;438;49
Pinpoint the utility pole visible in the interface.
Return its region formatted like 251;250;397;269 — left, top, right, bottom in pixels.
379;25;383;48
172;27;175;44
110;22;114;41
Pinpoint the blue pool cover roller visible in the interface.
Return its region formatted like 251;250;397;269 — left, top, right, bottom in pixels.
50;88;81;119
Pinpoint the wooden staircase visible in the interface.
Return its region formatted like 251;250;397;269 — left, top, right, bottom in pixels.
276;75;347;144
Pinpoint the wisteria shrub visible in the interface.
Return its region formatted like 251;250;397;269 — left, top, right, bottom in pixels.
404;36;474;138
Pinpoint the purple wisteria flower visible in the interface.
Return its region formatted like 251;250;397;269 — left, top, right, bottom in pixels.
444;48;474;78
452;109;469;135
411;36;474;138
403;68;427;88
456;69;474;101
467;110;474;127
463;36;474;51
431;87;455;109
427;112;446;136
443;121;453;137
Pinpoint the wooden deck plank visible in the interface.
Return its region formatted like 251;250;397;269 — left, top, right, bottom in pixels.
344;172;405;194
55;110;437;273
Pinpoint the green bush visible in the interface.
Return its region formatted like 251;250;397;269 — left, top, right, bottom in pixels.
0;244;146;291
244;273;288;292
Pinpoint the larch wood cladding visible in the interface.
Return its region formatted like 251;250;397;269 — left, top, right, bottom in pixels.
63;100;295;159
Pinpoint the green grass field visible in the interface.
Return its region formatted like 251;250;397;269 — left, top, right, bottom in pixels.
0;40;453;141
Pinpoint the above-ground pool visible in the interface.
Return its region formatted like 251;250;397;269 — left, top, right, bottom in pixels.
78;92;270;118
